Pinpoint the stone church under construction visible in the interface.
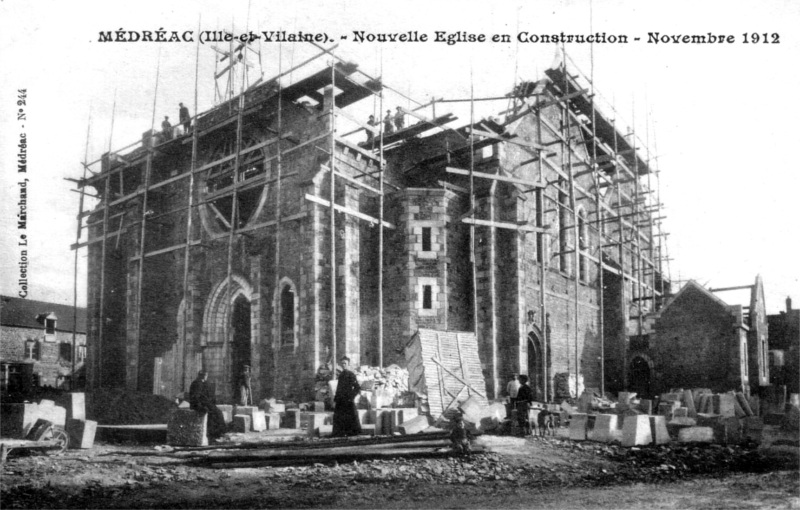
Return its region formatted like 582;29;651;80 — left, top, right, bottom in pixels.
78;54;672;405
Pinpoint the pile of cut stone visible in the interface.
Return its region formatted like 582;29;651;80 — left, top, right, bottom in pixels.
560;386;799;450
0;393;97;450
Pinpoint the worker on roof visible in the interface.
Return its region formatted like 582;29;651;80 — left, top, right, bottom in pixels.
179;103;191;134
161;116;173;141
383;110;394;135
394;106;405;130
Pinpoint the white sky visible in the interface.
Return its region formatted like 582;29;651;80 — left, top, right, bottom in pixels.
1;0;798;314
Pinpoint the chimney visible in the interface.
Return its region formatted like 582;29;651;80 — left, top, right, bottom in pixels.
788;296;793;313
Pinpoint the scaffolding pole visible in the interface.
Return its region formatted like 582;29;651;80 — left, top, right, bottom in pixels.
180;22;202;392
329;57;338;376
72;113;91;390
535;99;549;403
560;48;581;399
134;51;161;391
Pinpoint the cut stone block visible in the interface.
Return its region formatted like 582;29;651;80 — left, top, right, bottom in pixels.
569;413;589;440
617;392;636;405
312;401;325;413
587;414;618;443
790;394;800;410
398;407;419;423
714;394;736;418
561;401;577;415
178;401;191;409
167;409;208;446
357;409;369;425
622;415;652;447
668;417;697;427
714;417;742;444
649;416;671;445
380;410;396;435
399;415;430;435
265;413;280;430
59;393;86;422
261;399;285;414
318;425;333;437
736;392;754;416
369;409;389;435
678;426;714;443
38;404;66;428
661;393;681;403
66;419;97;449
733;397;747;418
281;409;301;429
637;399;653;415
234;406;258;420
696;413;722;427
683;390;697;419
360;424;377;436
232;415;251;433
673;408;688;418
251;410;266;432
0;403;40;438
304;413;327;432
217;405;234;424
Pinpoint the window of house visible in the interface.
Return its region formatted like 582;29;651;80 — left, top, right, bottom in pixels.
422;285;433;309
25;340;39;361
422;227;432;252
59;342;72;362
77;345;87;363
45;318;56;335
280;284;295;346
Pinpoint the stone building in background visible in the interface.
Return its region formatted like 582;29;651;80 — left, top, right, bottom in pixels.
0;296;87;394
768;296;800;394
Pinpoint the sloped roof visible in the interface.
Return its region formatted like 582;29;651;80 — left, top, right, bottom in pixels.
662;280;733;315
0;296;86;333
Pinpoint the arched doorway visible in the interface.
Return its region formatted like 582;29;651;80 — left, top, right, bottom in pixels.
527;331;545;402
231;295;252;398
629;355;652;399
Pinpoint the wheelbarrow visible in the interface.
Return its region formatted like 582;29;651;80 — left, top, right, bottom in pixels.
0;419;69;463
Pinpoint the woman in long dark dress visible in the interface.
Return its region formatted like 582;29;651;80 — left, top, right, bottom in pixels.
331;357;362;437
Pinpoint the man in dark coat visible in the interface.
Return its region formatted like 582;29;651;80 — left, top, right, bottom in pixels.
515;374;534;436
178;102;191;133
332;356;362;437
189;370;227;441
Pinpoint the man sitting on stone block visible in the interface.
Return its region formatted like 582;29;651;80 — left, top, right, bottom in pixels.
189;370;227;442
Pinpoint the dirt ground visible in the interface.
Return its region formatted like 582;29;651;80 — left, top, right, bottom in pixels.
2;433;798;509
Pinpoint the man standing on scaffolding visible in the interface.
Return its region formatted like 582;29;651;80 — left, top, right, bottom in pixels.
179;103;191;135
161;116;173;141
394;106;405;131
383;110;394;135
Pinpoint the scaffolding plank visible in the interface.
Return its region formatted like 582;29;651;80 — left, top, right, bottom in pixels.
305;194;394;229
445;167;544;188
461;217;549;234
